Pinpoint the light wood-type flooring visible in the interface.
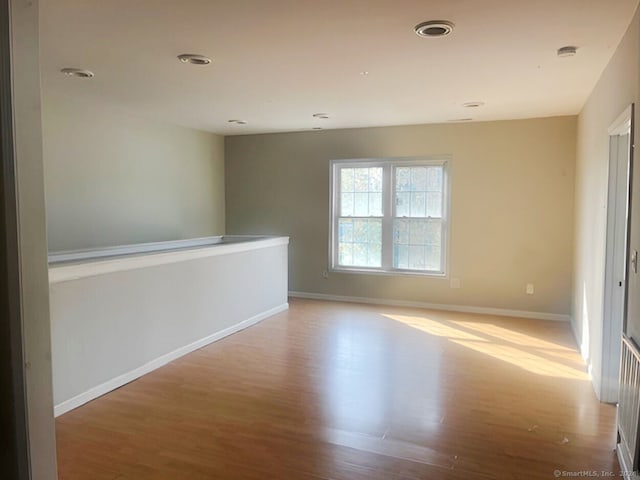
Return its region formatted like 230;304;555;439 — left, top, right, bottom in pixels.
56;298;619;479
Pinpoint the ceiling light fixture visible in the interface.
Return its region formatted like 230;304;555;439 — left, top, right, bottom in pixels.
312;113;330;119
228;119;248;125
463;101;485;108
360;71;369;76
177;54;212;65
414;20;454;38
60;67;94;78
557;46;578;58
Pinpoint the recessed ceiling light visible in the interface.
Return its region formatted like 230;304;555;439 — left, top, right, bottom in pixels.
228;119;247;125
463;101;485;108
312;113;330;119
60;67;94;78
414;20;454;38
177;54;212;65
557;46;578;58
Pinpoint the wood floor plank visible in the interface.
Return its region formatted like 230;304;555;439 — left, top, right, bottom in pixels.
56;298;619;479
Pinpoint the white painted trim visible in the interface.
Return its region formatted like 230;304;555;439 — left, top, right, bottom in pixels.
609;105;633;135
616;444;639;479
600;104;634;404
53;302;289;417
49;235;226;263
289;291;570;322
49;236;289;284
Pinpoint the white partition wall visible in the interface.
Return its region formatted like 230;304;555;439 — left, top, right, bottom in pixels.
49;237;289;416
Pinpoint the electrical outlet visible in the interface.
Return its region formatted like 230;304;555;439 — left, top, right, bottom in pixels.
526;283;534;295
450;278;461;289
322;270;329;279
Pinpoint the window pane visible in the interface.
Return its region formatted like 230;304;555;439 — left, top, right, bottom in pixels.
394;244;408;269
341;168;355;192
369;192;382;216
395;218;409;244
396;192;409;217
341;193;354;217
339;167;383;217
409;220;428;245
354;168;369;192
369;168;383;192
353;243;368;266
411;167;427;191
395;166;444;218
393;219;442;271
395;165;444;219
354;193;369;216
396;167;410;191
367;243;382;267
368;220;382;244
426;192;442;218
427;167;443;191
338;218;382;268
338;219;353;243
426;222;442;246
339;242;353;265
426;246;441;271
410;192;426;217
353;219;368;243
408;246;426;270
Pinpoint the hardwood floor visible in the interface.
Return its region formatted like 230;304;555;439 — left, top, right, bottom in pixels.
56;298;619;479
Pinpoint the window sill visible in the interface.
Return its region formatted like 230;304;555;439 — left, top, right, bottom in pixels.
329;266;447;278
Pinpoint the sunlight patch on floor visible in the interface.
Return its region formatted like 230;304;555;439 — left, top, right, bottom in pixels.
382;313;588;380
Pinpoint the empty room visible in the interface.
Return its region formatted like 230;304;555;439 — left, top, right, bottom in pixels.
4;0;640;479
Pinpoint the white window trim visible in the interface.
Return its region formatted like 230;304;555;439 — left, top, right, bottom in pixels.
328;156;451;278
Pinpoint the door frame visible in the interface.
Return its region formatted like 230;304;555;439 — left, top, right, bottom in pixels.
0;0;32;477
602;104;634;403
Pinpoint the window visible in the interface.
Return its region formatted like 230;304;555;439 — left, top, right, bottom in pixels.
330;158;449;276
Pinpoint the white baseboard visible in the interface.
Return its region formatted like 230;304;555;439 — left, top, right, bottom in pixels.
54;303;289;417
288;291;570;322
616;444;639;478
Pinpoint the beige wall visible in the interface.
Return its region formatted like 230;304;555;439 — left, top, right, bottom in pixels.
42;92;226;252
226;116;576;315
573;6;640;399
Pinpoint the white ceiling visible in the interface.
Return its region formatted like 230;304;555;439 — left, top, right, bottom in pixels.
40;0;639;135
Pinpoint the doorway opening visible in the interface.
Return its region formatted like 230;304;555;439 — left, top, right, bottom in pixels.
602;104;634;403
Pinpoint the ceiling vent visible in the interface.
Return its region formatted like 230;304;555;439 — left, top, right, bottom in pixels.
414;21;454;38
557;46;578;58
178;54;212;65
60;68;94;78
